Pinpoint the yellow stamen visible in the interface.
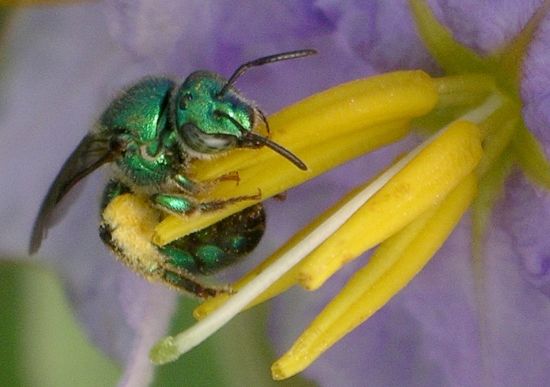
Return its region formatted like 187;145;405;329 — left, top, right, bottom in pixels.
432;74;495;108
153;71;438;246
271;173;478;380
195;118;483;318
155;75;492;371
297;119;482;290
194;145;421;319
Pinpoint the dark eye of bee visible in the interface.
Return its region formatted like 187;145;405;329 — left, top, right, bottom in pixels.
179;92;193;110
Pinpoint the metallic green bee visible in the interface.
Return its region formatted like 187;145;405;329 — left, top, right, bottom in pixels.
30;49;316;298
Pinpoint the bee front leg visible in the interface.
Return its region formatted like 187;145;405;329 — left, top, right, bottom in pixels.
198;188;262;212
151;189;261;216
151;193;197;215
171;172;240;195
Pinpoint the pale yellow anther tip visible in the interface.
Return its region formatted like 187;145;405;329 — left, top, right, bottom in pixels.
271;359;298;381
269;174;477;379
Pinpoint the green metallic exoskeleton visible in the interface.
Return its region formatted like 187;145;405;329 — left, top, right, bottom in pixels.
29;49;316;298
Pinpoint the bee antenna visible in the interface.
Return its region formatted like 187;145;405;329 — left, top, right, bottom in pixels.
214;110;307;171
243;131;307;171
217;49;317;97
257;109;270;136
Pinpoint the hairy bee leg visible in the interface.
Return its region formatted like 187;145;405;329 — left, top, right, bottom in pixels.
100;186;231;299
204;171;241;186
172;174;201;194
151;188;261;215
199;188;262;213
161;264;233;299
151;193;196;215
162;203;266;275
100;220;228;299
172;171;240;195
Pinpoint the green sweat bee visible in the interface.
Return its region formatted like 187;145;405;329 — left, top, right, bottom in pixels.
30;49;316;298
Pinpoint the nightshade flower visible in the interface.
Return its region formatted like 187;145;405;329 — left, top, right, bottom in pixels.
3;1;550;387
147;0;550;384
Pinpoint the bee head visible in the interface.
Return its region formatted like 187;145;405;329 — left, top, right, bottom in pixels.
173;50;316;169
173;71;256;155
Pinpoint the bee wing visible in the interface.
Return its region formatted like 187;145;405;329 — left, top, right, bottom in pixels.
29;132;121;254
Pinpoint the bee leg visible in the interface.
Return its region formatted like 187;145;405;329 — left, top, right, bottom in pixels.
160;263;233;299
157;203;265;297
172;172;240;195
157;238;234;299
150;193;197;215
100;216;228;299
203;171;241;186
151;189;261;216
100;188;228;299
198;188;262;213
160;204;265;273
100;179;132;210
171;174;202;194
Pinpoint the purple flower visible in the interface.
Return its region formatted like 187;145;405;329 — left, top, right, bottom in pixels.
3;1;550;386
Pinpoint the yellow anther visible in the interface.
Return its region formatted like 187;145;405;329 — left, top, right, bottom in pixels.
195;119;483;319
271;174;478;380
297;119;482;290
154;71;438;246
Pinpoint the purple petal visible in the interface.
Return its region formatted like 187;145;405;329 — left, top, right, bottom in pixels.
0;6;177;382
104;0;371;114
483;191;550;386
316;0;438;72
116;273;177;387
428;0;543;53
521;8;550;157
104;0;334;73
316;0;543;72
270;212;550;386
269;220;479;387
500;171;550;296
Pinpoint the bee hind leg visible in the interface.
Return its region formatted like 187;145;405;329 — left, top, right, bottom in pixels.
160;263;233;299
